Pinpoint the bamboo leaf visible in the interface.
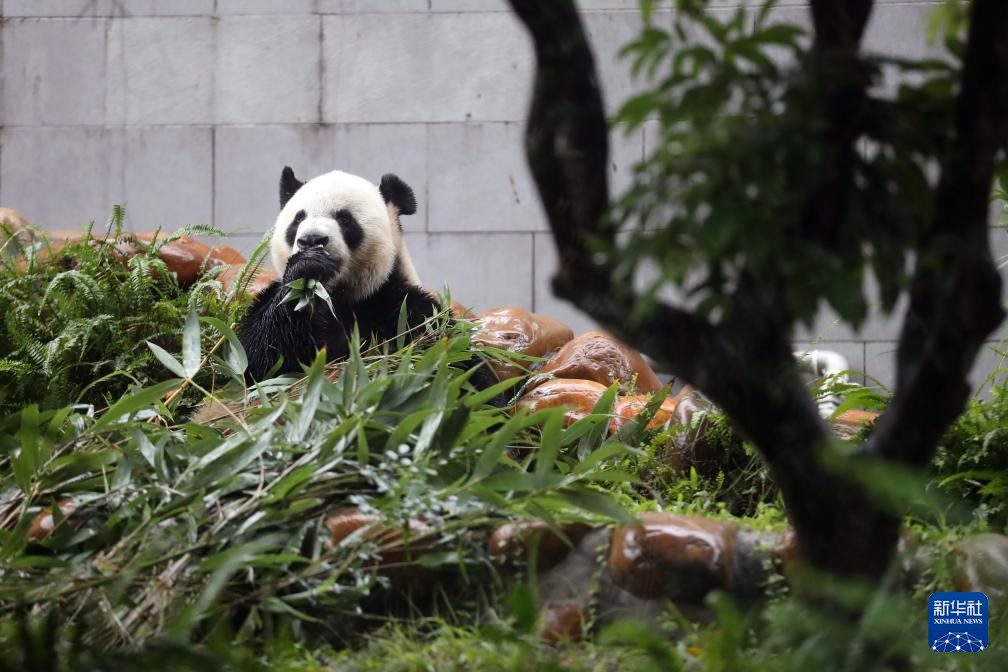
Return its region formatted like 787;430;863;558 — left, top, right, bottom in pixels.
92;378;182;431
146;341;187;379
200;316;248;376
182;308;201;378
293;350;327;442
535;408;565;475
557;487;636;524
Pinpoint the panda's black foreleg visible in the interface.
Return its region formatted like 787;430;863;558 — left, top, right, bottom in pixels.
465;357;511;407
395;288;510;407
239;249;344;381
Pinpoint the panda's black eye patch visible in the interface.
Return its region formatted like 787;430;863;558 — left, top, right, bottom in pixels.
335;209;363;250
285;210;307;248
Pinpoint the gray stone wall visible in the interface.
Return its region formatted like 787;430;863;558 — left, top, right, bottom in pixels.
1;0;1005;392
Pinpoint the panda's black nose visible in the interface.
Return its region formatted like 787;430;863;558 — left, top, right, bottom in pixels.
296;234;329;249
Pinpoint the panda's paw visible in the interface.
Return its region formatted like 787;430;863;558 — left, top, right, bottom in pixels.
283;247;340;283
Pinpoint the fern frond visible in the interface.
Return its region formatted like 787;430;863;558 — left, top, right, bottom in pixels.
148;224;228;251
43;270;107;309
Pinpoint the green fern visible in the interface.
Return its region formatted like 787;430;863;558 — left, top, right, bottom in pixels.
0;209;253;414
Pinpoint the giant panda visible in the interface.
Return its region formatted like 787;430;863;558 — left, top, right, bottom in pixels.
239;167;497;393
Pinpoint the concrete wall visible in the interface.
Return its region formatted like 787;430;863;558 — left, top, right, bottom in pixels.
1;0;1005;392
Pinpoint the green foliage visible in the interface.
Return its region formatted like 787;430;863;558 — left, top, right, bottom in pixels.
0;313;640;650
931;355;1008;526
323;620;654;672
0;209;258;414
609;0;970;330
282;277;337;316
627;409;784;521
745;580;1008;671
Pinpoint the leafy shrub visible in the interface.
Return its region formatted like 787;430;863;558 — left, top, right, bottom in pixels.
931;361;1008;526
0;310;651;650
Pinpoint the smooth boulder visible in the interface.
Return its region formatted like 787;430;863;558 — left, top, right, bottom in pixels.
515;378;609;426
538;331;662;394
473;307;574;380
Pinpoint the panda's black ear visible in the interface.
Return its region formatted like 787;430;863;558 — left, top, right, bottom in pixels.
279;166;305;209
379;174;417;217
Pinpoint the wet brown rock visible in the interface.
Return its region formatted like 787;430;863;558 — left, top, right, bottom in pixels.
540;602;587;642
831;409;880;440
13;235;95;272
489;520;592;568
609;394;680;434
662;386;726;473
0;208;32;247
422;290;477;320
539;331;662;394
450;299;476;320
218;264;278;296
953;534;1008;602
473;307;574;380
773;529;801;580
671;386;712;425
608;512;738;600
14;230;238;287
206;244;245;267
324;510;432;567
127;233;220;286
27;499;78;541
515;378;609;427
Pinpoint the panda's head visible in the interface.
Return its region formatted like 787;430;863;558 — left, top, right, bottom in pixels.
271;167;418;300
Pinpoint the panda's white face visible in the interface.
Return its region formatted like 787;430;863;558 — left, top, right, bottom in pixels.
271;170;398;301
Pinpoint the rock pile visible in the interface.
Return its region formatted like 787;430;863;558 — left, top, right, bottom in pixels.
2;212;276;295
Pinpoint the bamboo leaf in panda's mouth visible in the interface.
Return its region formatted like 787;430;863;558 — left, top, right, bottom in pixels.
282;278;337;317
312;281;337;317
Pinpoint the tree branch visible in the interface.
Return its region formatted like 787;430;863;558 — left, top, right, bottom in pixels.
809;0;874;48
506;0;892;574
870;0;1008;464
802;0;875;248
506;0;796;404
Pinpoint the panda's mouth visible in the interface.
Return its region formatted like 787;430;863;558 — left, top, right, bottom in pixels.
289;245;343;283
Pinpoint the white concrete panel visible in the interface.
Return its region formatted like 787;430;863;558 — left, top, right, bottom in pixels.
215;125;335;238
862;2;950;98
319;0;428;11
788;226;1008;344
222;233;271;263
866;340;1007;401
322;12;532;123
971;341;1008;400
215;15;320;124
429;0;508;11
581;10;650;116
0;127;123;230
430;1;810;14
427;122;544;233
1;18;106;125
106;17;214;124
214;124;429;238
4;0;213;16
642;118;661;158
610;123;644;196
218;0;428;13
531;232;603;337
115;126;214;232
216;0;320;14
405;231;534;310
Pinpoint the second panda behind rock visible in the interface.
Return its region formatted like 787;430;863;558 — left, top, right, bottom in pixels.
240;166;497;392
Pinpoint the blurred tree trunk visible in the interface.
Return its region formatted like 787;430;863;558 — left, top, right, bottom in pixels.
506;0;1006;582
